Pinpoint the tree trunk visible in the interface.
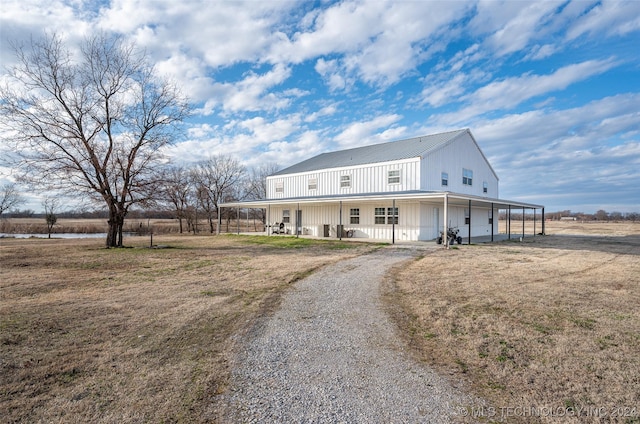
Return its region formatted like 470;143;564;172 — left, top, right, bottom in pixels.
178;217;183;233
106;210;126;248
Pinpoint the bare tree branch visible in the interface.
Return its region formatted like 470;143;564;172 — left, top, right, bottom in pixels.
0;32;191;246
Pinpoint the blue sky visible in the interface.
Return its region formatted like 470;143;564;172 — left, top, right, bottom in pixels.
1;0;639;213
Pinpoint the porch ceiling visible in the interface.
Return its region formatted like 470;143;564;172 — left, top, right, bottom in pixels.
221;191;543;210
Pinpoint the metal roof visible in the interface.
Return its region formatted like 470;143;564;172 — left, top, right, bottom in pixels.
272;128;469;176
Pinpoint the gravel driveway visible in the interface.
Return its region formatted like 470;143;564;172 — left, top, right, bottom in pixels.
220;246;474;423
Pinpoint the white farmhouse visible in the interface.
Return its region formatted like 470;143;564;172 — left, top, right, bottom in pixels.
220;128;544;243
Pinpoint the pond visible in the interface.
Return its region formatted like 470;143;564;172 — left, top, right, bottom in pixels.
0;233;135;239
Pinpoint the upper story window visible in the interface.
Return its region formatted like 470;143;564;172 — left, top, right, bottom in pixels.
463;168;473;186
275;181;284;193
340;175;351;188
388;170;400;184
308;178;317;191
483;181;488;194
441;172;448;186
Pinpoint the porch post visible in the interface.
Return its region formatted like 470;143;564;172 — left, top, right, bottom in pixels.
542;208;546;235
443;193;449;248
491;203;494;242
468;199;471;245
296;203;299;238
522;207;525;239
534;209;537;237
339;201;343;240
392;199;396;244
217;208;221;235
237;207;240;235
267;204;271;236
508;205;511;240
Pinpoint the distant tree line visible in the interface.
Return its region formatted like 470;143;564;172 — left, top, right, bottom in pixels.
501;209;639;222
0;158;278;233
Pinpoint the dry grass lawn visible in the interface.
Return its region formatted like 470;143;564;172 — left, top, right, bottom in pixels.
386;221;640;423
0;234;377;423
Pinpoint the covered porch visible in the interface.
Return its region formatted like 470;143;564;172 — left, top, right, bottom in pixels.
219;191;544;245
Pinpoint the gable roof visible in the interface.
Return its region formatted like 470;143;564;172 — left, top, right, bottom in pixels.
272;128;470;176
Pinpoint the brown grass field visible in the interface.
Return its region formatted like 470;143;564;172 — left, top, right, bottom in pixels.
0;234;377;423
386;220;640;423
1;220;639;423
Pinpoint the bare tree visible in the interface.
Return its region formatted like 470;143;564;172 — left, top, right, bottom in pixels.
0;33;190;247
162;166;192;233
246;163;279;200
245;163;279;225
191;155;246;233
43;197;59;238
0;184;23;217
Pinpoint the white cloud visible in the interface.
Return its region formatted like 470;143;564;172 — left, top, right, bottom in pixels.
566;0;640;41
333;114;404;148
214;64;293;113
304;104;338;123
484;1;563;56
271;1;470;89
431;58;618;125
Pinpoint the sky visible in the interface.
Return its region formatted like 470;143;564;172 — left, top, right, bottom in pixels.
1;0;639;214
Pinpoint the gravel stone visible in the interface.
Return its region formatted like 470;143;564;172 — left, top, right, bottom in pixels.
220;245;474;423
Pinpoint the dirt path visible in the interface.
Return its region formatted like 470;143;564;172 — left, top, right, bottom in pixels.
218;246;474;422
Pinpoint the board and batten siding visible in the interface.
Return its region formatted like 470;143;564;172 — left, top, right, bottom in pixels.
266;157;421;199
421;132;498;197
266;202;499;241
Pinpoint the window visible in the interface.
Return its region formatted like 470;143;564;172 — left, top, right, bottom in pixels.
340;175;351;188
387;207;398;224
375;207;398;224
282;210;290;223
463;168;473;186
275;181;284;193
441;172;448;186
488;209;493;225
350;208;360;224
374;207;386;224
388;170;400;184
483;181;488;194
308;178;317;191
465;208;470;225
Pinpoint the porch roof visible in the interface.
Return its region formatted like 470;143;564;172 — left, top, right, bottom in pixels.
220;191;544;210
